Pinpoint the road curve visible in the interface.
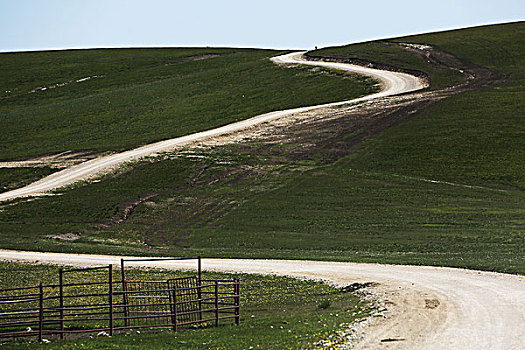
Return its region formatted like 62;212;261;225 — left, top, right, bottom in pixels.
0;250;523;349
1;51;521;349
0;52;425;202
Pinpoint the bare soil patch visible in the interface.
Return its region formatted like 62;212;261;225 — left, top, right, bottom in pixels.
44;232;82;241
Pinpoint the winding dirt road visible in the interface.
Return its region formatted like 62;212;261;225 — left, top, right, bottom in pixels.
0;52;424;202
1;250;523;349
2;51;523;348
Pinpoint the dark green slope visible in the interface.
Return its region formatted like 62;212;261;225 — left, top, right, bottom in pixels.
322;21;525;190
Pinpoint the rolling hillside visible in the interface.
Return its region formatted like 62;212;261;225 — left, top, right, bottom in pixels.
0;47;377;191
0;48;379;160
0;22;523;274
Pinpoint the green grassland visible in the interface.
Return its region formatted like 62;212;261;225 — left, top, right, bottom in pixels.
194;166;524;273
347;22;525;190
0;167;58;193
0;48;378;161
0;263;370;349
0;22;523;275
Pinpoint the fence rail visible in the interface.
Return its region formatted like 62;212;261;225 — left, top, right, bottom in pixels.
0;259;240;342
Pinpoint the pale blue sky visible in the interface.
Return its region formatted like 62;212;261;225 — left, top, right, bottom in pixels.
1;0;523;52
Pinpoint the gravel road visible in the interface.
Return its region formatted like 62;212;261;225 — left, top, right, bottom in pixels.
0;52;424;202
0;250;523;349
2;51;520;349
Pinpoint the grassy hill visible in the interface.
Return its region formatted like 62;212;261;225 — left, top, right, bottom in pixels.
0;48;377;161
0;22;523;274
337;21;525;190
208;21;523;272
0;47;378;191
201;22;523;272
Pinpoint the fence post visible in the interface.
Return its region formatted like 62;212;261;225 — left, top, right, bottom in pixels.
168;282;176;332
109;264;113;336
38;282;44;342
197;256;202;286
234;279;240;325
59;269;64;339
120;259;129;327
197;256;203;322
173;283;178;332
214;281;219;328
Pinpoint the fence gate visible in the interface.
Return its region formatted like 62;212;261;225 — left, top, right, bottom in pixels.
59;265;114;338
168;277;202;325
124;280;173;328
0;257;240;342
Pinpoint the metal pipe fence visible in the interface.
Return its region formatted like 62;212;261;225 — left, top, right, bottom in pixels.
0;260;240;342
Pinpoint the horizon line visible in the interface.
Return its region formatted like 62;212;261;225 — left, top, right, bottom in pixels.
1;19;522;54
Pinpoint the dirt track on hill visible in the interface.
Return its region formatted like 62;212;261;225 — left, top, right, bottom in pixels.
0;250;523;349
1;46;520;348
0;52;424;202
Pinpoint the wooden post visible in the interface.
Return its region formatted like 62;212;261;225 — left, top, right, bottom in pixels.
120;259;129;327
38;282;44;342
109;264;113;336
234;279;240;325
59;269;64;339
214;281;219;328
